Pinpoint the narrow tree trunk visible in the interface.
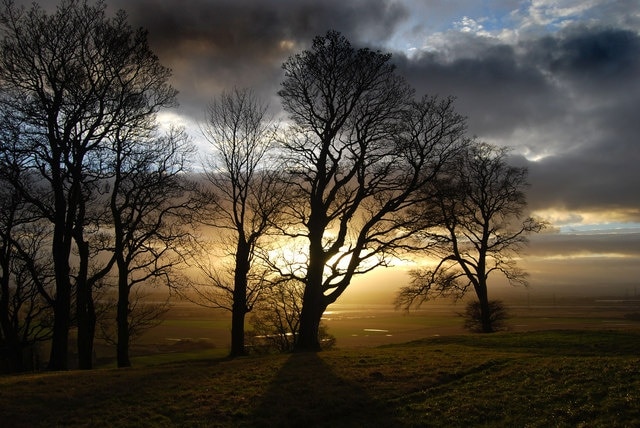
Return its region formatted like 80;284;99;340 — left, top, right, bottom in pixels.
0;254;21;372
75;234;94;370
76;284;93;369
116;266;131;368
76;283;96;370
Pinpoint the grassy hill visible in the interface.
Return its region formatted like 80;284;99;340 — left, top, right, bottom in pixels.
1;329;639;427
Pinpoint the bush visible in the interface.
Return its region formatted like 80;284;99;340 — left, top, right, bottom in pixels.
462;299;510;333
246;321;335;354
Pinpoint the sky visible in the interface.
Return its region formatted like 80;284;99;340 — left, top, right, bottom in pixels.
20;0;640;299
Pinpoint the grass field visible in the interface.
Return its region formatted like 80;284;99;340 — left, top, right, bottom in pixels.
1;298;639;426
1;329;639;427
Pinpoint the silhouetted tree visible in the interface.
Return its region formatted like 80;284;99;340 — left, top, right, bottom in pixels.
109;127;201;367
396;143;546;332
0;135;54;371
0;0;176;369
278;31;468;351
248;278;303;353
96;286;169;359
197;88;288;357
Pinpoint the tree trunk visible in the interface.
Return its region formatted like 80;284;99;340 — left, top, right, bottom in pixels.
116;266;131;368
0;253;22;372
75;235;95;370
230;302;247;357
48;159;74;371
295;227;329;352
295;265;327;352
230;241;251;357
295;291;326;352
48;290;71;370
76;283;96;370
0;298;23;372
476;282;493;333
48;236;71;370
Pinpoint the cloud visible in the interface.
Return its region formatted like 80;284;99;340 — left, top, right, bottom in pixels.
11;0;640;225
109;0;408;119
392;22;640;222
528;232;640;258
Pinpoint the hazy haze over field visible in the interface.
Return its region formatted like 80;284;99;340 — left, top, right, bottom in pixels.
21;0;640;299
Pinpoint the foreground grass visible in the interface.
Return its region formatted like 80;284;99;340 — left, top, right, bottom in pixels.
1;330;639;427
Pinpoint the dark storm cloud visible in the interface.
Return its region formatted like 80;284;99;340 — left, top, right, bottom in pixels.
11;0;640;222
394;39;564;139
524;28;640;216
530;27;640;92
525;144;640;218
394;25;640;219
109;0;408;118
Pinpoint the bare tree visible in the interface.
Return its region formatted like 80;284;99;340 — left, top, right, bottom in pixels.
96;286;169;355
0;0;176;370
248;278;304;353
277;31;468;351
0;115;54;372
198;88;287;357
109;127;201;367
0;164;54;371
396;143;546;332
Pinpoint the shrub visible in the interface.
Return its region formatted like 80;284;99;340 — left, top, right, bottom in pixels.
462;300;510;333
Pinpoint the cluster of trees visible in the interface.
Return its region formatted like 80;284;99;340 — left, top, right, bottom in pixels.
0;0;202;370
0;0;544;372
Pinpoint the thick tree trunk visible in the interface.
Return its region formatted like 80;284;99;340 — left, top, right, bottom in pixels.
48;160;74;371
230;241;250;357
230;303;247;357
294;268;327;352
295;226;330;352
48;235;72;370
476;282;494;333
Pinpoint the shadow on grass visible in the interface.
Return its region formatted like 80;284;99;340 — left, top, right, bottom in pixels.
249;352;400;427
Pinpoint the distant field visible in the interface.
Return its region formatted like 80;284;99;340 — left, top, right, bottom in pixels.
2;329;640;427
116;297;640;360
